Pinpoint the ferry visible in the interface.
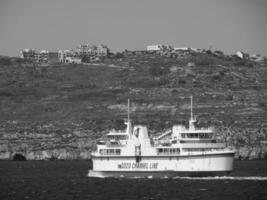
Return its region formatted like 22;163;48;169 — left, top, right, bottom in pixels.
88;97;235;178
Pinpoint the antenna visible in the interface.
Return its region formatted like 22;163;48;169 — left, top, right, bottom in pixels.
128;99;130;122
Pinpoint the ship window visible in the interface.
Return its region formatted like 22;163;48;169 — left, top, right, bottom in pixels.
163;148;169;153
157;148;180;155
115;149;121;155
103;149;107;154
108;136;114;140
122;135;128;140
183;148;213;152
109;149;115;154
100;148;121;155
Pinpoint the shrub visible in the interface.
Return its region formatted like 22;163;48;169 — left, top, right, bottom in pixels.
0;57;11;66
178;78;186;85
247;63;254;68
226;94;233;101
113;119;126;130
258;101;265;107
149;66;163;77
234;60;246;66
211;73;222;81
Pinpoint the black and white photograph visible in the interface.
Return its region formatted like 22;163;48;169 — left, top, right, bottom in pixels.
0;0;267;199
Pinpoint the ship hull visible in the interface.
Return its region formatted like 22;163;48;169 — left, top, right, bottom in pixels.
89;152;235;178
88;170;231;178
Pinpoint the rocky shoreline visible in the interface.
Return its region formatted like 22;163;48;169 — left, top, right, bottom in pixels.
0;120;266;161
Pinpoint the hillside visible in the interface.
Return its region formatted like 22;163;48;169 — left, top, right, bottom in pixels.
0;51;267;160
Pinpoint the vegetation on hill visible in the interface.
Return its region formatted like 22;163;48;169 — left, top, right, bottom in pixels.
0;50;267;160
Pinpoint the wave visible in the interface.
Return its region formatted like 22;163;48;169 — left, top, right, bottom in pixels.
88;170;267;180
172;176;267;181
88;173;267;180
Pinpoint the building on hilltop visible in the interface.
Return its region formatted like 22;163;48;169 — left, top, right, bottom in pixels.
147;44;175;52
96;44;109;56
20;49;36;60
76;44;96;56
20;44;109;64
147;44;166;51
76;44;109;57
20;49;59;64
174;47;190;51
250;54;267;64
236;51;249;60
174;47;202;53
37;50;49;63
59;44;109;63
65;57;82;64
47;52;60;64
58;49;78;63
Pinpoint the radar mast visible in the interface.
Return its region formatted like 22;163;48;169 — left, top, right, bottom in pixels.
189;95;196;130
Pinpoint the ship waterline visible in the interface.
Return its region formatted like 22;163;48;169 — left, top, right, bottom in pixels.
89;97;235;178
88;171;233;179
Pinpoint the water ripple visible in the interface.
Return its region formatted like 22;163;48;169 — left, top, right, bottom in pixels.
172;176;267;181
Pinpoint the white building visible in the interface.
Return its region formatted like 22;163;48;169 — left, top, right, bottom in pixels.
59;44;109;63
236;51;249;59
58;49;77;63
236;51;244;59
20;49;36;60
96;44;109;56
250;54;262;62
174;47;201;52
174;47;190;51
20;49;59;63
76;44;109;56
147;44;165;51
65;57;82;64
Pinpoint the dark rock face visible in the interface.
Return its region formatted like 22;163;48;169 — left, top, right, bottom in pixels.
13;153;26;161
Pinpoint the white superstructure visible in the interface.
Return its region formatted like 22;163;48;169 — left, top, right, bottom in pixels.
88;97;235;178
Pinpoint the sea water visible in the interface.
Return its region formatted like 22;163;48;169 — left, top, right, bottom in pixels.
0;160;267;200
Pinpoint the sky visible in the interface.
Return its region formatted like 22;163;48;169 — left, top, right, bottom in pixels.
0;0;267;56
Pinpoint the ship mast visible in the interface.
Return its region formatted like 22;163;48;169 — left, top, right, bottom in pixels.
126;99;132;135
190;95;193;121
128;99;130;123
189;95;196;130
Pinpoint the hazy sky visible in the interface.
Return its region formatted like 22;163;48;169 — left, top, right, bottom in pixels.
0;0;266;56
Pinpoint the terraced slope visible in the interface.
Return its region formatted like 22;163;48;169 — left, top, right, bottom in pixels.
0;52;266;160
